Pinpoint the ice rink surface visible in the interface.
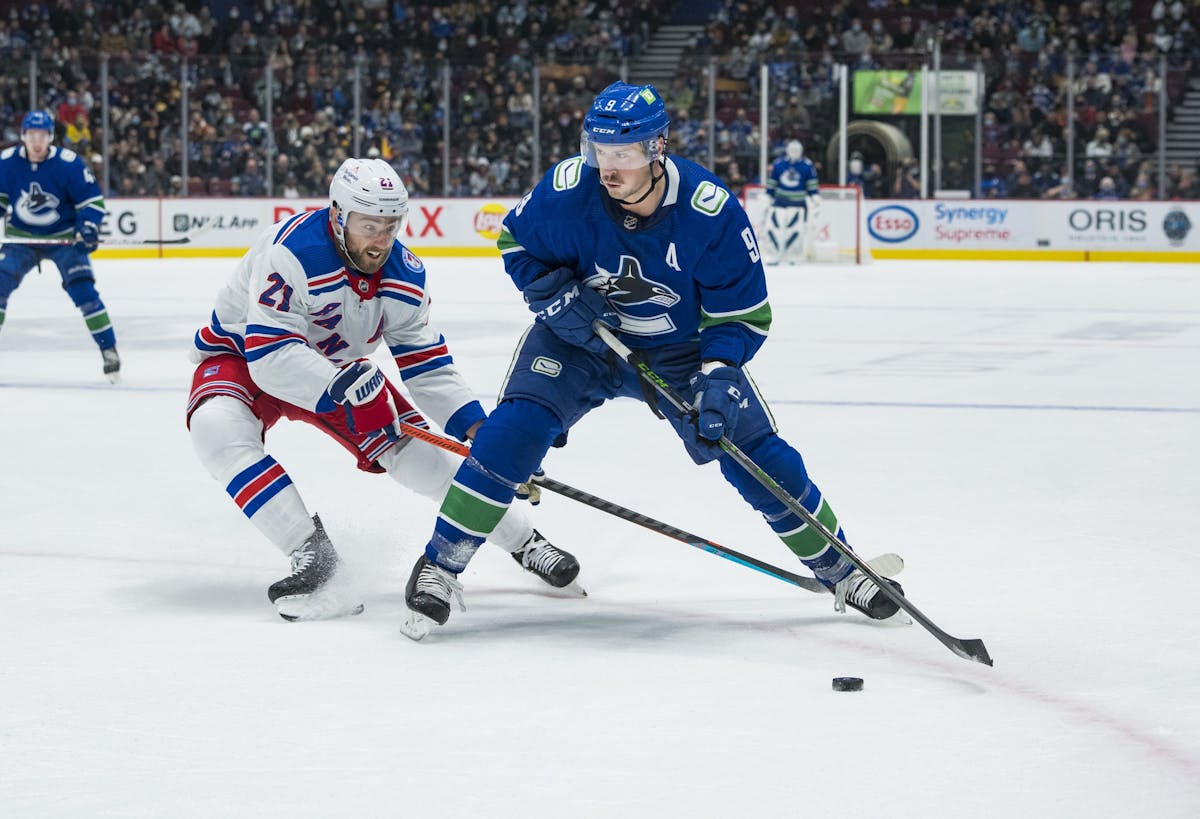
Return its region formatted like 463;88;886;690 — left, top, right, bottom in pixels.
1;254;1198;817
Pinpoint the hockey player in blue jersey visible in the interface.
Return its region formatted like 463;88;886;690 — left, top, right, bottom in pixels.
763;140;821;264
186;157;580;621
402;82;904;638
0;110;118;381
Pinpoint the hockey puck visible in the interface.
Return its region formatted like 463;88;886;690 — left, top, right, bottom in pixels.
832;676;864;692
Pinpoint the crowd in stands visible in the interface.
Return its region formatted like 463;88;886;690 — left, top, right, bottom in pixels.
680;0;1200;199
0;0;1197;201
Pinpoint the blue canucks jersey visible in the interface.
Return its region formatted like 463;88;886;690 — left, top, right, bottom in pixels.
767;156;819;208
0;145;105;237
498;155;772;367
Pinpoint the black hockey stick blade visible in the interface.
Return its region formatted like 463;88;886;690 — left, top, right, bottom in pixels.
951;637;993;666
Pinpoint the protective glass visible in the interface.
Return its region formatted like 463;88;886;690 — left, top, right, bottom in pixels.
343;212;406;242
580;135;660;170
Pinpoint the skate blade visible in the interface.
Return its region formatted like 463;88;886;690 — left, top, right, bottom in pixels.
275;594;364;622
399;610;435;641
555;579;587;598
105;371;121;385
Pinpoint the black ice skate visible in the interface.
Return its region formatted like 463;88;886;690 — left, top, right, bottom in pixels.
400;555;464;640
267;514;363;621
834;569;905;621
101;347;120;384
510;530;584;594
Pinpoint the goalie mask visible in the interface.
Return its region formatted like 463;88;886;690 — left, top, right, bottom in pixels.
786;140;804;162
580;82;670;170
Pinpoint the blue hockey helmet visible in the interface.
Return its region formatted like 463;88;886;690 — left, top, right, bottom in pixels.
21;110;54;134
580;82;670;169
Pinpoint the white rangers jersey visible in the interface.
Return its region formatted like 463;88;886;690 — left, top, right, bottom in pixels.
192;208;484;438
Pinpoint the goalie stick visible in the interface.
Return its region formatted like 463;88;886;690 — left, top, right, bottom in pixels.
393;421;835;596
593;322;994;667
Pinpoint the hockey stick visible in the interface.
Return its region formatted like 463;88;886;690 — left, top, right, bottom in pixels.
593;323;994;666
394;421;828;595
1;222;214;247
0;234;198;247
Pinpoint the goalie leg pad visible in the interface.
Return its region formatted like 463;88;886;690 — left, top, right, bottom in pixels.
766;207;804;263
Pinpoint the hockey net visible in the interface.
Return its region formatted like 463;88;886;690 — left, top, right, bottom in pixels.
741;183;870;264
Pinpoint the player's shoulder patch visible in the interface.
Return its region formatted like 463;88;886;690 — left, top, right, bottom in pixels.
0;146;14;160
400;246;424;274
552;156;586;191
690;181;730;217
58;148;79;163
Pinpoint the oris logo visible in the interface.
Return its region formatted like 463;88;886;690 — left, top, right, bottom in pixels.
868;205;919;243
1067;208;1147;232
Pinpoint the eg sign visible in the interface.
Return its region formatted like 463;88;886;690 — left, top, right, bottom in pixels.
868;205;919;243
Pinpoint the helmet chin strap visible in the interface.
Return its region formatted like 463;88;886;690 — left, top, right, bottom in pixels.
613;158;666;207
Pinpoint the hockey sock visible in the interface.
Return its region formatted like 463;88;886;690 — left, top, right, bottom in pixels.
425;399;559;572
65;280;116;349
719;433;854;586
190;396;314;553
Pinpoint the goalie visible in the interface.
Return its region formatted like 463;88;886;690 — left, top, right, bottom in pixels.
763;140;821;264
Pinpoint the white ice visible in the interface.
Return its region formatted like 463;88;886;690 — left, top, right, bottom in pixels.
1;255;1197;818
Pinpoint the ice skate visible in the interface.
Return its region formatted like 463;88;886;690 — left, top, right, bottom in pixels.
834;565;905;621
510;530;585;596
400;555;464;640
101;347;121;384
267;515;364;621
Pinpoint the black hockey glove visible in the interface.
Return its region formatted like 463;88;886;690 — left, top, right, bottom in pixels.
524;267;618;353
74;222;100;253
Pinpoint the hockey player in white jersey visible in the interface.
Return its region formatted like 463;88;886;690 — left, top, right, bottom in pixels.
0;110;118;380
186;157;580;621
763;140;821;264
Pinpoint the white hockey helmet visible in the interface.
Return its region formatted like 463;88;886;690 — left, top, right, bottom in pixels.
786;140;804;161
329;157;409;249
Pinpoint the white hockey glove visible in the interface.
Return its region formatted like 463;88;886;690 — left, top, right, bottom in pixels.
515;468;545;505
807;195;822;221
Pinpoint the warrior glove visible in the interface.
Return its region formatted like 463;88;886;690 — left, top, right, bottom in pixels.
326;360;400;441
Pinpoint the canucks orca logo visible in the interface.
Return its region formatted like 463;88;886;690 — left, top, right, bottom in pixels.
1163;209;1192;246
586;255;679;337
591;255;680;308
16;182;62;228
